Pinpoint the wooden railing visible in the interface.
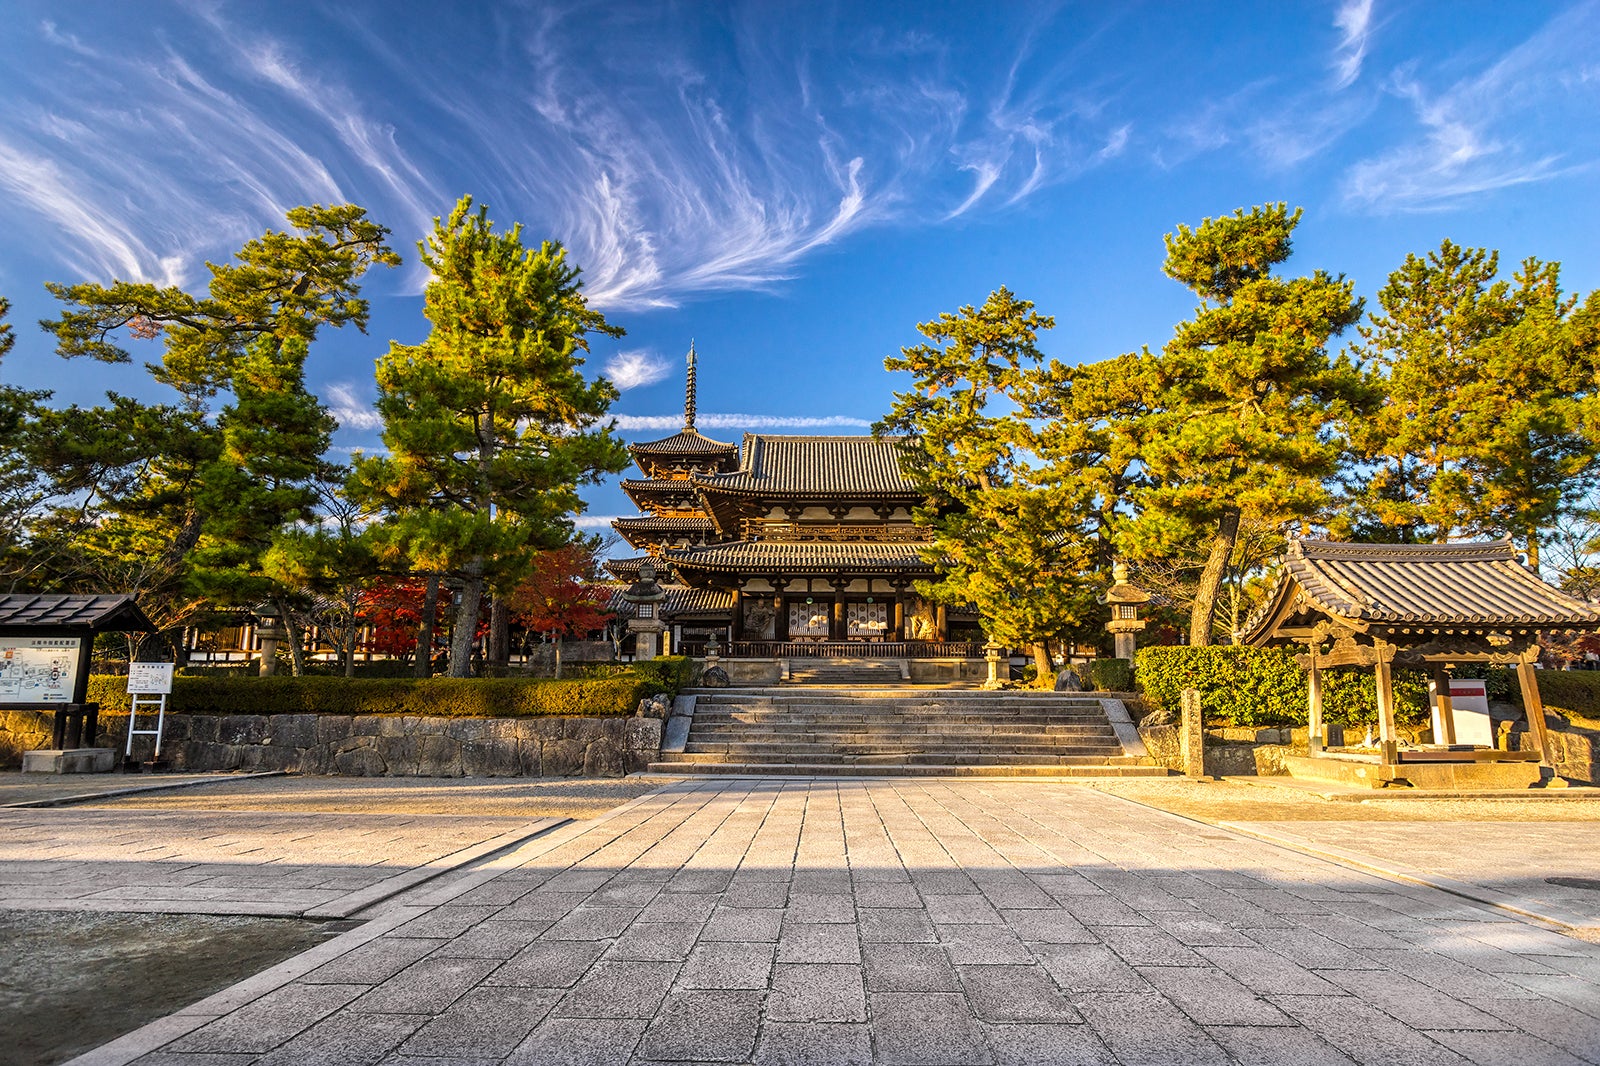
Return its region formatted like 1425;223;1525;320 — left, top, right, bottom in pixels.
738;519;931;543
729;641;984;659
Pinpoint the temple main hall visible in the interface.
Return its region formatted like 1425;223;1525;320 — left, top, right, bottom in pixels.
606;347;981;662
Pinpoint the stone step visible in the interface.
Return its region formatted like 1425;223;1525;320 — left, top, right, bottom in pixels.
682;743;1124;757
645;761;1169;778
655;750;1143;766
687;727;1120;741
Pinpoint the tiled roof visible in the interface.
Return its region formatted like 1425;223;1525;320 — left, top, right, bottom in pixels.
600;582;733;619
604;556;658;581
0;594;156;632
612;516;715;534
629;428;738;456
693;435;921;497
663;541;934;575
1243;539;1600;638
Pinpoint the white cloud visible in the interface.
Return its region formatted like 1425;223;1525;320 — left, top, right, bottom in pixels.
612;413;872;431
574;514;627;530
1332;0;1376;90
604;349;673;390
325;382;383;431
1341;6;1599;211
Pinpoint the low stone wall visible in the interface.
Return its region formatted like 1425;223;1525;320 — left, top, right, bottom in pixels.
0;708;661;777
908;659;989;683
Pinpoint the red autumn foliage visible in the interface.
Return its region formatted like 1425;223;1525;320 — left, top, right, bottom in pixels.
509;544;615;640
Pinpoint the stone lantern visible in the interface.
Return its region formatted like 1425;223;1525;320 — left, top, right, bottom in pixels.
621;561;667;661
254;603;289;677
1098;561;1150;662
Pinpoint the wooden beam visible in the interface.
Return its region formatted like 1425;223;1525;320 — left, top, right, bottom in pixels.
1516;661;1555;767
1307;654;1324;754
1374;660;1399;764
1430;666;1456;745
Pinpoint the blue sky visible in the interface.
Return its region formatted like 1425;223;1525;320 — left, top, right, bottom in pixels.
2;1;1599;538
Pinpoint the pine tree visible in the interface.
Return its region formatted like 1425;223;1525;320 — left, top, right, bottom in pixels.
352;196;628;678
1126;205;1365;644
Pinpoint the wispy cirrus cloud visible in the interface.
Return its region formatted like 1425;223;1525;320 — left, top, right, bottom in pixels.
604;350;674;391
0;4;1133;307
1331;0;1376;90
1341;4;1599;211
325;382;382;432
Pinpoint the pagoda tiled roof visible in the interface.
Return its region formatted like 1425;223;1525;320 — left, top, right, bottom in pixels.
0;594;156;632
1242;539;1600;643
693;435;921;497
629;427;738;457
663;540;934;575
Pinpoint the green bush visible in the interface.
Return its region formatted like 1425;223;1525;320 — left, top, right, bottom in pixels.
85;674;649;718
1085;658;1133;693
1134;645;1429;727
633;655;695;694
1508;669;1600;719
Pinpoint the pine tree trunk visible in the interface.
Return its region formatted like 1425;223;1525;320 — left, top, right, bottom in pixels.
489;595;510;674
276;597;308;677
416;573;439;678
1032;642;1052;684
1525;533;1541;570
450;561;484;678
1189;507;1241;647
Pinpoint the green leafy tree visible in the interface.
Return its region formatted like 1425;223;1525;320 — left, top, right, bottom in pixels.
0;297;56;591
1345;241;1600;565
879;287;1100;675
352;196;628;678
1122;204;1366;644
36;206;397;654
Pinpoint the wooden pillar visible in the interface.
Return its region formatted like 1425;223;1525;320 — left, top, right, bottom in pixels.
730;586;744;642
1374;658;1399;764
831;584;845;641
1430;665;1457;745
1306;650;1324;754
775;589;789;641
1516;660;1554;766
936;605;948;643
893;597;905;643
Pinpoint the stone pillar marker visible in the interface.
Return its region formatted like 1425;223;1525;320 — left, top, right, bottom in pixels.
1180;687;1205;778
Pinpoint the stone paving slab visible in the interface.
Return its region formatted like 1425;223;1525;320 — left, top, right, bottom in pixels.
0;809;565;917
1225;820;1600;933
66;778;1600;1066
0;770;274;808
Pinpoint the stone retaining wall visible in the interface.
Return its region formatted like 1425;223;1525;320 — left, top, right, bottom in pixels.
0;708;661;777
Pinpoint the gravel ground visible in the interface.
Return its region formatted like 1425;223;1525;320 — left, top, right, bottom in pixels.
0;910;338;1066
0;771;242;807
1080;775;1600;823
76;773;674;818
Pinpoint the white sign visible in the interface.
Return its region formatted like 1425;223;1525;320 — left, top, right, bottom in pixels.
1432;678;1495;747
127;662;176;695
0;637;83;704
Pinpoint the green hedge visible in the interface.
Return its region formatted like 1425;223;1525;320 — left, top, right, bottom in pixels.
1502;669;1600;719
1085;658;1133;693
1134;646;1430;727
85;674;651;718
633;655;695;693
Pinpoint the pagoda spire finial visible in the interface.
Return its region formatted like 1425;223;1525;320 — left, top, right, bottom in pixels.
684;340;697;429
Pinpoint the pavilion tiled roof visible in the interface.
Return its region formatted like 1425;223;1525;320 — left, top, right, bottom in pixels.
1243;539;1600;641
604;556;658;581
0;594;156;632
629;428;738;457
693;435;921;497
663;541;934;575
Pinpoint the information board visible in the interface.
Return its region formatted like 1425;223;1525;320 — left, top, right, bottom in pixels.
0;636;84;704
1433;678;1495;747
127;662;175;695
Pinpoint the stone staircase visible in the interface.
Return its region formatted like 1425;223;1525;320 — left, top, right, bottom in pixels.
649;689;1168;777
783;659;907;685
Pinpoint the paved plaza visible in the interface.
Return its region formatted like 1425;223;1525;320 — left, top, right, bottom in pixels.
32;776;1598;1066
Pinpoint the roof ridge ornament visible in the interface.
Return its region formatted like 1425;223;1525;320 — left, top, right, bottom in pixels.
685;341;697;430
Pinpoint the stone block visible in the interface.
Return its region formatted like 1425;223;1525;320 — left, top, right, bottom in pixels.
462;739;521;777
315;715;353;745
334;744;387;776
583;738;625;778
374;734;421;774
518;739;543;776
217;714;270;746
185;715;220;743
269;714;319;749
542;738;585;776
21;747;116;773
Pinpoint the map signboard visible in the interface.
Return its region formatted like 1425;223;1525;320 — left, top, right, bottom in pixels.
0;636;84;704
127;662;176;695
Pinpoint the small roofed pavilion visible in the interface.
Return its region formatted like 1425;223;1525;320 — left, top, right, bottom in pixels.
1241;539;1600;787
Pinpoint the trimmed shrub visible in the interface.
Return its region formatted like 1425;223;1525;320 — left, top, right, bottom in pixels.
85;674;650;718
1501;669;1600;720
1134;645;1429;727
1085;658;1133;693
633;655;695;694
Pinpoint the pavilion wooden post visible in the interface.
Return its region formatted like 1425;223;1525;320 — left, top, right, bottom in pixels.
730;587;744;643
1306;647;1324;754
935;605;948;642
1516;656;1555;767
1430;666;1457;745
892;591;905;643
1373;649;1400;764
832;591;845;641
